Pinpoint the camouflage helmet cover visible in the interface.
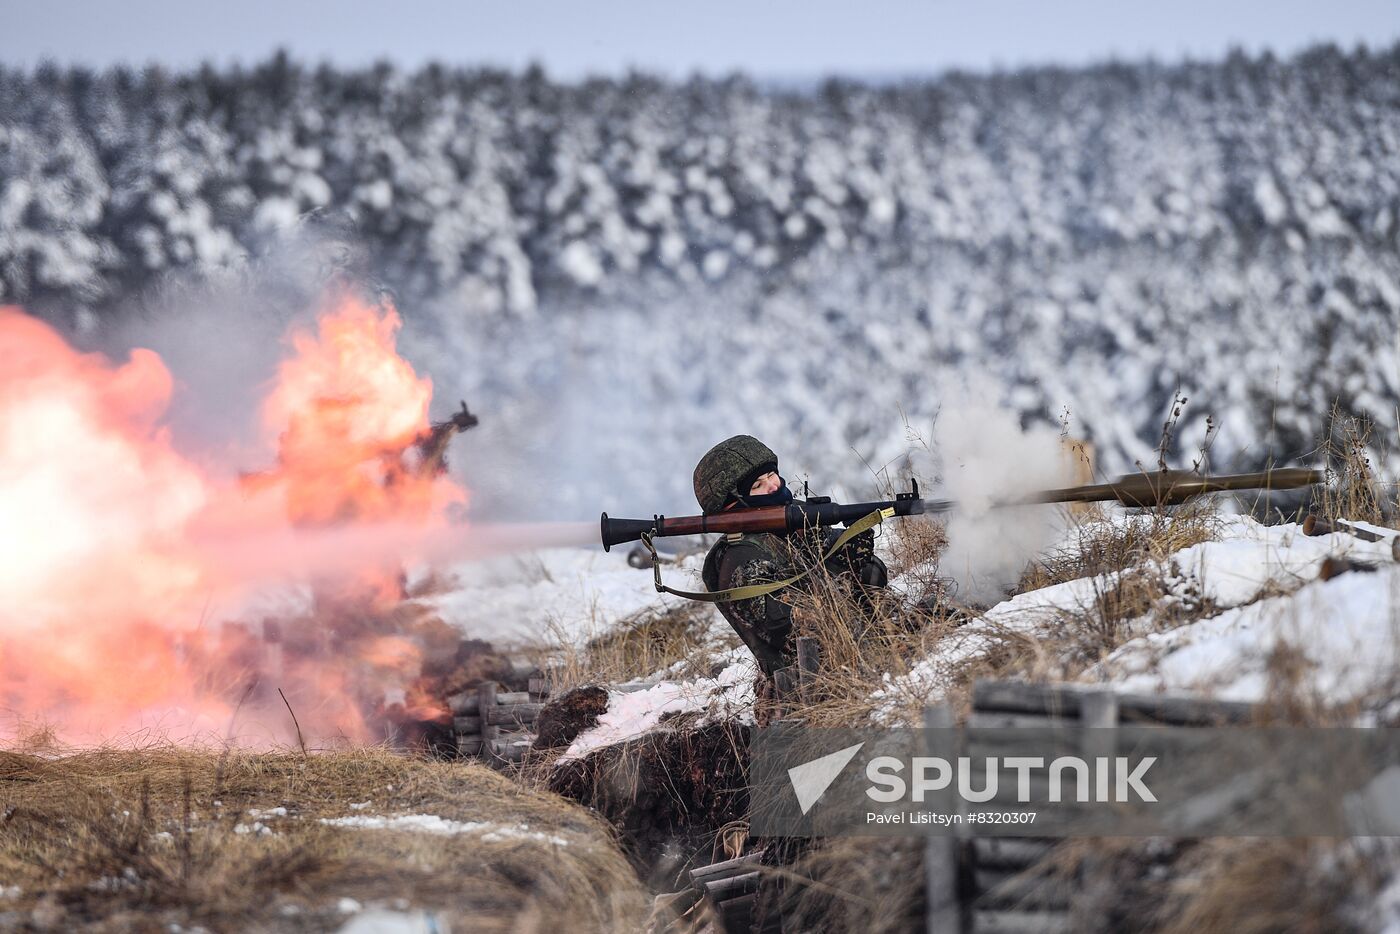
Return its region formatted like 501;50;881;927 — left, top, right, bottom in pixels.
693;434;779;514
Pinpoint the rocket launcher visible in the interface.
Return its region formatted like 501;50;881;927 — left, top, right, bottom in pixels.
599;467;1324;552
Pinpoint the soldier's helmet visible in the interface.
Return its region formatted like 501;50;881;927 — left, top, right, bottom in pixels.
694;434;779;514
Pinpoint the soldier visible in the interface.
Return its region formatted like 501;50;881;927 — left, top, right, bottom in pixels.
694;435;888;675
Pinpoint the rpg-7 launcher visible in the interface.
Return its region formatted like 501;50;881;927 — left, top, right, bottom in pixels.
599;467;1324;552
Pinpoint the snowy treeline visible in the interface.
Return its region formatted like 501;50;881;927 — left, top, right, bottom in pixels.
2;47;1398;516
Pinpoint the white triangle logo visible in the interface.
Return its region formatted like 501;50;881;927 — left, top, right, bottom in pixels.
788;742;865;815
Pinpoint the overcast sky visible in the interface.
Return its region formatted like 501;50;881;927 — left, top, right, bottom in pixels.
2;0;1396;78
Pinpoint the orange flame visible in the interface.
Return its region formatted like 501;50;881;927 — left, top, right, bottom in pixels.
253;296;463;525
0;295;465;746
0;310;208;631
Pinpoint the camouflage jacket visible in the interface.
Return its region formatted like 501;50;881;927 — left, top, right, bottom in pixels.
702;526;886;675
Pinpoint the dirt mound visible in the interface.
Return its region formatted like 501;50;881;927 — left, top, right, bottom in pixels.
0;746;646;932
533;685;610;750
548;720;751;888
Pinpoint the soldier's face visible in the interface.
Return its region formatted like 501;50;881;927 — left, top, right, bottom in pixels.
749;471;781;496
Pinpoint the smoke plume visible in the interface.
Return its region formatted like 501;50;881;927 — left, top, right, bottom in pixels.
927;382;1074;606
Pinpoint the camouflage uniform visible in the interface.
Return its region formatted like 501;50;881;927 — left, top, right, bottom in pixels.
694;435;887;676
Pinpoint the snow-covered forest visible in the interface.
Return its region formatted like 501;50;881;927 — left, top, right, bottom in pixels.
2;45;1398;516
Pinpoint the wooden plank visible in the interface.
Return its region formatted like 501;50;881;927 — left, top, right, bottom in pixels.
478;682;499;752
611;680;664;694
971;839;1055;870
973;679;1254;725
964;735;1082;760
1074;688;1118;927
1079;691;1119;781
456;737;483;755
452;716;481;733
1079;691;1118;729
1116;693;1253;725
452;688;533;716
972;909;1071;934
485;702;544;726
688;853;764;886
924;703;963;934
719;892;757;932
528;676;548;697
987;776;1064;805
262;642;284;682
489;737;532;762
972;681;1089;718
701;871;760;903
966;711;1072;730
796;637;819;700
973;869;1072;911
447;692;479;715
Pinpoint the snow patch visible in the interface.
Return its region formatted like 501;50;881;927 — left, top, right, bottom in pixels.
874;516;1400;719
410;547;714;646
321;814;570;846
1093;566;1400;704
561;650;758;761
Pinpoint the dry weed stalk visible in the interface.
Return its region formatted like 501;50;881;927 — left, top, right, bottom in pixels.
775;543;960;728
1148;839;1365;934
535;601;734;695
779;837;925;934
1021;500;1218;591
1318;406;1392;528
883;514;950;598
967;502;1222;685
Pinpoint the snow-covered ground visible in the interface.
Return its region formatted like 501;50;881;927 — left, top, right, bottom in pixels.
1097;567;1398;703
560;647;758;761
551;513;1400;759
322;814;571;846
876;516;1400;718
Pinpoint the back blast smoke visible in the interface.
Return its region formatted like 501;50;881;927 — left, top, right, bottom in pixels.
923;382;1075;606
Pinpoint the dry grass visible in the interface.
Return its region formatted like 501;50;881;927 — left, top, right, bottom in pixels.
1019;500;1219;592
882;502;1223;709
1316;407;1395;529
536;602;737;696
882;514;950;599
763;501;1220;726
1144;838;1372;934
0;744;646;932
777;837;925;934
773;561;961;728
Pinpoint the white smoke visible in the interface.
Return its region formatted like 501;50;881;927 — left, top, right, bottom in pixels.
926;381;1075;606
